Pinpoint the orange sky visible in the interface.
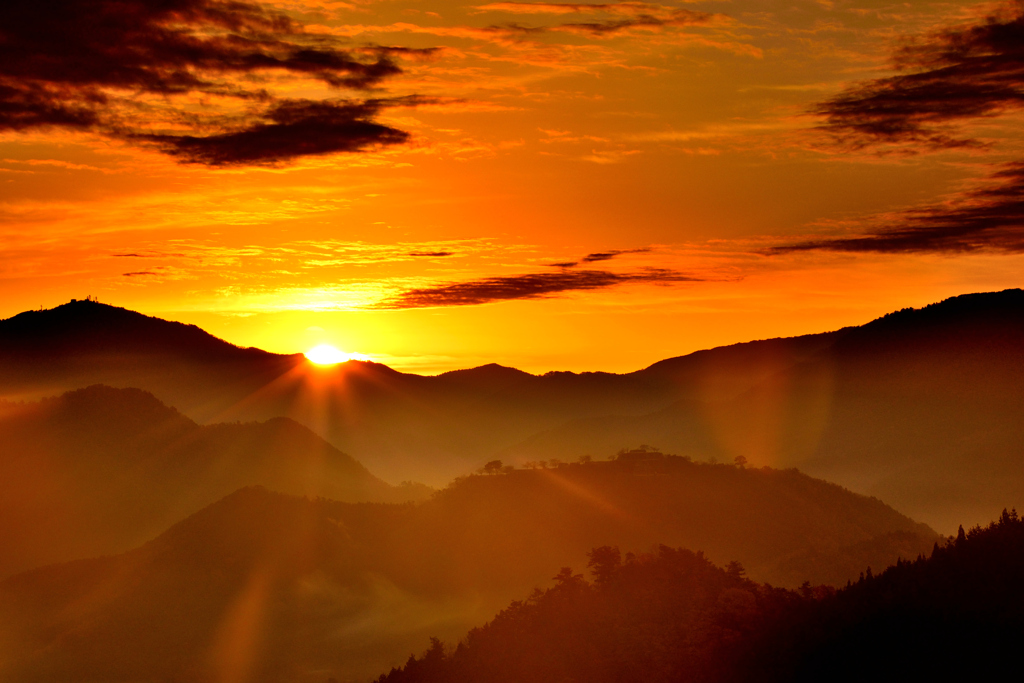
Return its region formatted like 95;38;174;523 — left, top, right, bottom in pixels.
2;0;1023;373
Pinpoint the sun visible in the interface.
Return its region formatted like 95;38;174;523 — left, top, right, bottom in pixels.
304;344;351;365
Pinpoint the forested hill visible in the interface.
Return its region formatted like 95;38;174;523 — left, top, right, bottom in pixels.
379;510;1024;683
416;452;936;589
0;457;936;683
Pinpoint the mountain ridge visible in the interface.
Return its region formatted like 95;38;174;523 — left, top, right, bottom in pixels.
0;457;939;682
7;288;1023;378
0;384;428;578
2;289;1023;530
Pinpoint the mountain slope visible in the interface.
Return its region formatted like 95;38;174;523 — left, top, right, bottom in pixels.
0;299;842;484
0;298;264;359
0;299;301;421
3;291;1024;531
502;290;1024;532
378;510;1024;683
0;457;937;682
0;385;425;578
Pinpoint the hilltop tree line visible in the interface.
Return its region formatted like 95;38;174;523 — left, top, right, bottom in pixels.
378;510;1024;683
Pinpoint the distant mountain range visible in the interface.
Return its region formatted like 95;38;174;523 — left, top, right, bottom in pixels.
4;292;1015;682
3;290;1024;532
0;457;937;682
0;385;428;578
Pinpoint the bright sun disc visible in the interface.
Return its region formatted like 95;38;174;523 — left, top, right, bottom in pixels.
305;344;350;365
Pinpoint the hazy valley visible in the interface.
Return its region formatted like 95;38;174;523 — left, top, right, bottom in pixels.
4;291;1024;532
1;290;1022;682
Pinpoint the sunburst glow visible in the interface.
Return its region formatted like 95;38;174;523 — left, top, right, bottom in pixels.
304;344;352;365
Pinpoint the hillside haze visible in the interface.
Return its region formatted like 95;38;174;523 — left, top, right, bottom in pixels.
0;457;937;683
0;299;840;483
377;510;1024;683
0;385;426;578
3;291;1024;531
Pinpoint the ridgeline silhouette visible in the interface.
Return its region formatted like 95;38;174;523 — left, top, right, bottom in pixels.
0;385;428;578
3;291;1024;531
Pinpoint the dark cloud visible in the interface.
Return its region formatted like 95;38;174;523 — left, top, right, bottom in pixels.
0;83;100;131
375;268;698;308
814;2;1024;149
783;3;1024;254
113;252;186;258
557;13;707;35
0;0;417;164
581;248;650;263
488;8;710;38
365;46;444;60
544;248;649;269
488;22;548;35
140;99;409;166
772;163;1024;254
122;271;159;277
408;251;455;257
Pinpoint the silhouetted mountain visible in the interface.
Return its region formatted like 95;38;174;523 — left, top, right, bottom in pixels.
0;385;427;578
0;300;832;485
377;510;1024;683
0;457;936;682
3;291;1024;531
0;298;266;359
500;290;1024;532
437;363;534;392
0;299;301;420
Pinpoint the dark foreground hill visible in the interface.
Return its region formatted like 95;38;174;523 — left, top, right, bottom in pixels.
0;385;427;578
379;510;1024;683
3;291;1024;531
0;457;936;682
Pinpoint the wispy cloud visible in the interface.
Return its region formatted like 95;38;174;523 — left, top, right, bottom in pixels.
477;1;715;37
781;2;1024;254
113;252;187;258
814;1;1024;150
476;2;662;15
318;1;741;75
580;247;650;262
548;247;651;268
773;162;1024;254
374;267;699;308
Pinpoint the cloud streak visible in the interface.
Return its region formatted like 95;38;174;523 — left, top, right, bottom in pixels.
548;247;651;268
783;3;1024;254
375;267;698;308
580;247;650;262
139;99;410;166
773;163;1024;254
814;1;1024;149
477;2;650;14
0;0;419;165
482;2;714;38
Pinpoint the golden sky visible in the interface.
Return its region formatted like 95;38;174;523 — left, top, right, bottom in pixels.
2;0;1024;372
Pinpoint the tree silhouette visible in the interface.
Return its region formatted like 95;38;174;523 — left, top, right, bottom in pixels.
377;509;1024;683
